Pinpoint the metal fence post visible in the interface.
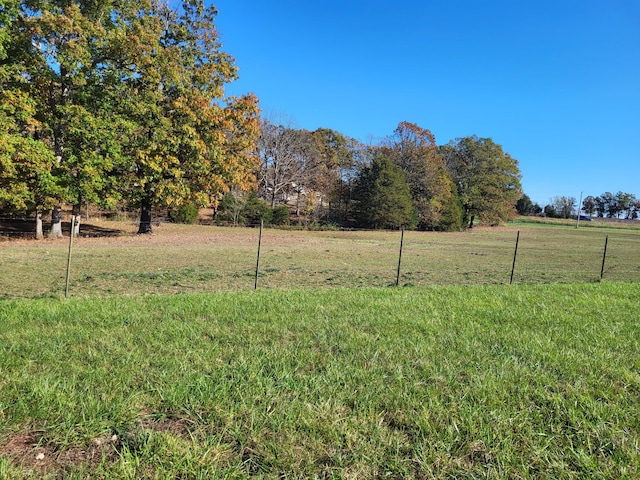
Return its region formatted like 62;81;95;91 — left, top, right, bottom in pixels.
396;225;405;286
600;235;608;281
510;230;520;285
254;219;263;290
64;215;76;298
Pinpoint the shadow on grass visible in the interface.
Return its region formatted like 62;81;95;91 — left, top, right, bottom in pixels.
0;218;126;238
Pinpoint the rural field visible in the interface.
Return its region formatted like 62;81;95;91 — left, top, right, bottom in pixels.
1;220;639;478
0;217;639;298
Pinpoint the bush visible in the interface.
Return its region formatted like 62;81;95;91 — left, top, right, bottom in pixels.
271;205;290;226
169;203;199;224
217;192;246;225
241;192;272;226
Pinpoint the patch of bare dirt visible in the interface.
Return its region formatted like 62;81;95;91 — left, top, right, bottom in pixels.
0;415;205;476
453;440;493;469
138;415;196;437
0;429;120;476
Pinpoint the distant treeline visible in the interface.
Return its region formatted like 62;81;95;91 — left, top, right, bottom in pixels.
517;192;640;219
217;120;522;231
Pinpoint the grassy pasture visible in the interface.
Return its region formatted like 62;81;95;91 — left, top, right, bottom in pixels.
0;219;639;298
1;283;639;478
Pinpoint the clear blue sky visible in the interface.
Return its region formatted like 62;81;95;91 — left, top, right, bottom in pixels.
212;0;639;206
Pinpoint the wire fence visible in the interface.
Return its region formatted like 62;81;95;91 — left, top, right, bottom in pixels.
1;221;639;299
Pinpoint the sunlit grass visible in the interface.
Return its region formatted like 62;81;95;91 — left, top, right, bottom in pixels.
1;283;639;478
1;222;638;299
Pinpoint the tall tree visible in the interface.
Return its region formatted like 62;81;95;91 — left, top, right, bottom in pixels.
307;127;354;217
256;119;313;208
615;191;636;219
441;136;522;227
516;194;541;215
352;151;416;230
600;192;617;218
0;0;65;236
4;0;259;236
632;199;640;220
326;137;367;225
582;195;597;217
110;0;259;233
17;0;131;236
384;122;463;231
552;196;576;219
594;195;608;217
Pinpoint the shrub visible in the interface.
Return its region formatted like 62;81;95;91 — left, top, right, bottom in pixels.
241;192;272;226
271;205;290;226
169;203;199;224
217;192;246;225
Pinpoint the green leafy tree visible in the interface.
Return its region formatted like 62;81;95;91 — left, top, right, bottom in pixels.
109;0;260;233
353;152;417;230
615;191;636;219
632;199;640;220
582;196;597;217
169;203;199;224
15;0;133;236
385;122;464;231
600;192;617;218
543;204;559;218
516;194;541;215
5;0;259;237
241;191;272;226
441;136;522;227
0;0;65;237
594;195;608;217
271;205;290;226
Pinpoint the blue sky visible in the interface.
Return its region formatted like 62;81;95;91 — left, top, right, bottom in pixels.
212;0;639;206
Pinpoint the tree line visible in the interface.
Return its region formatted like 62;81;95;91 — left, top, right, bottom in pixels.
1;1;523;235
517;192;640;219
236;119;522;231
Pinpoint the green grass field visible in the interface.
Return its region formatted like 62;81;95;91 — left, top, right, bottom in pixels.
1;221;639;477
1;219;639;299
1;283;639;478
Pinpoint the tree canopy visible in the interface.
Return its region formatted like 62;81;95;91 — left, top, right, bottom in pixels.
441;136;522;227
1;0;259;234
352;151;416;230
383;122;464;231
2;2;531;235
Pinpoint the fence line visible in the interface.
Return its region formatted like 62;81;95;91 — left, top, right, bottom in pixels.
0;225;638;298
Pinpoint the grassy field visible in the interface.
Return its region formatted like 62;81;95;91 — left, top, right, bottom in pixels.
0;219;639;298
1;283;639;478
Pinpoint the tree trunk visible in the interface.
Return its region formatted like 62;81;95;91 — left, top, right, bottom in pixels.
35;210;43;240
73;204;81;236
49;206;64;238
138;194;153;234
468;214;475;229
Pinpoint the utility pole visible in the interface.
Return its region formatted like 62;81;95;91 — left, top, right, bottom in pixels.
576;191;583;228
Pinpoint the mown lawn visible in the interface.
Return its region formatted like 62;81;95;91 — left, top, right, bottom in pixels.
1;283;638;478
